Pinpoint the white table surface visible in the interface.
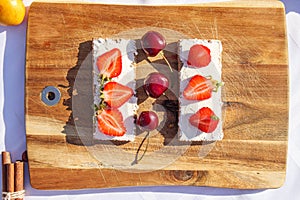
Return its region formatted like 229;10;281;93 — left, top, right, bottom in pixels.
1;0;300;199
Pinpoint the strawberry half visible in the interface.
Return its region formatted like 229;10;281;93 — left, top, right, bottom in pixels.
183;75;212;100
187;44;211;68
183;75;223;101
97;109;126;136
102;82;134;108
189;107;219;133
97;48;122;78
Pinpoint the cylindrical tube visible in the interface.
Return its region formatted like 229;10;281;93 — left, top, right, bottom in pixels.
14;161;24;200
2;151;12;192
6;163;15;193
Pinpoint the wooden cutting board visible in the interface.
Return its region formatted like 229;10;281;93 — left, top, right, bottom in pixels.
25;0;288;190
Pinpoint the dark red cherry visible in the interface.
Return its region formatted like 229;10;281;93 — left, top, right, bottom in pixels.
143;72;169;98
137;111;159;131
141;31;166;57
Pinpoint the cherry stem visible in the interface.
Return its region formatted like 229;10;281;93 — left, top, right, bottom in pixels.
159;52;173;72
132;131;150;165
161;93;170;101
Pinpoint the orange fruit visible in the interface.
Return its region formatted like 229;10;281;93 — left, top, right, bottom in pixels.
0;0;25;26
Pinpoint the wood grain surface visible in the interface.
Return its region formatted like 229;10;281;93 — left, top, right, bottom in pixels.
25;0;288;190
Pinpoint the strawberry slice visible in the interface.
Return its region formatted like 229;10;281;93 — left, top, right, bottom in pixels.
189;107;219;133
187;44;211;68
102;82;134;108
97;109;126;136
97;48;122;78
183;75;212;100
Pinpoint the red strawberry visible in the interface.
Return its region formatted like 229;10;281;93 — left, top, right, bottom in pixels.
102;82;134;108
183;75;222;101
183;75;212;100
189;107;219;133
187;44;211;68
97;109;126;136
97;48;122;78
